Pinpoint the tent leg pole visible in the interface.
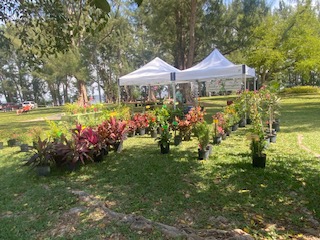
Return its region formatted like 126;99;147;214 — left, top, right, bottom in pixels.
117;79;121;106
254;77;257;91
172;83;176;110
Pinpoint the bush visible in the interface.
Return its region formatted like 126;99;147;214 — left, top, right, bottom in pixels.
281;86;320;95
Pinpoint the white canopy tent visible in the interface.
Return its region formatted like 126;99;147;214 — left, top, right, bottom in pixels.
119;57;181;86
118;50;256;107
176;49;255;82
119;57;181;108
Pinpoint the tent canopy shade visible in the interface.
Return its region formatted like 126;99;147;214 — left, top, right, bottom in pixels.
119;57;181;86
176;49;255;82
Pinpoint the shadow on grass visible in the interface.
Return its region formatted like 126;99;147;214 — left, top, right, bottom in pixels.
71;137;320;237
199;152;320;234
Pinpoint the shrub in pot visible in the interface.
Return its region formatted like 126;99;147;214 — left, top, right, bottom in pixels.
194;122;210;160
25;137;55;176
155;125;172;154
172;119;182;146
54;125;96;170
249;93;267;168
177;118;192;141
133;113;149;135
106;117;127;153
127;120;137;137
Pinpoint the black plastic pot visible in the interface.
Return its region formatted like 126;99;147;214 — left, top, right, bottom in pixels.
114;141;123;153
206;144;213;155
139;128;146;136
20;144;29;152
239;118;246;127
252;154;266;168
213;136;222;145
174;135;182;146
7;139;17;147
94;148;108;162
231;124;239;131
150;129;157;138
160;143;170;154
222;133;227;140
272;122;280;132
36;165;51;176
127;130;136;137
198;148;210;160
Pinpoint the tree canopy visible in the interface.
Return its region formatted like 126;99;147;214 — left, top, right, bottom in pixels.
1;0;320;104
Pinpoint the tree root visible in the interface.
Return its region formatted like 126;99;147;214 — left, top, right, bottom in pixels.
71;190;254;240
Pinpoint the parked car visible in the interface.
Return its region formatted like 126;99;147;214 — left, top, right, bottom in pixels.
22;101;37;109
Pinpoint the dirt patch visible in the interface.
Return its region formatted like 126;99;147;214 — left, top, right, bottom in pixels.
21;114;62;122
297;134;320;158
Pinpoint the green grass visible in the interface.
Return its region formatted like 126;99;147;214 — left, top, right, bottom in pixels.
0;95;320;239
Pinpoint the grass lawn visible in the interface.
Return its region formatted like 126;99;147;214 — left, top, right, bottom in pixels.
0;94;319;239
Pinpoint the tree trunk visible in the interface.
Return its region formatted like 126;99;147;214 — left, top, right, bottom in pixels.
186;0;197;69
63;76;69;103
148;86;156;102
77;80;88;106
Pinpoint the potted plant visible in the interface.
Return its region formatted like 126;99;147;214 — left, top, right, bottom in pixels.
7;133;20;147
155;125;172;154
177;118;192;141
224;104;239;131
54;124;95;170
194;122;210;160
187;106;205;127
133;113;149;135
25;137;55;176
172;118;182;146
212;112;226;144
81;126;105;162
106;117;127;153
147;111;158;138
249;94;267;168
17;133;32;152
127;120;137;137
155;105;170;133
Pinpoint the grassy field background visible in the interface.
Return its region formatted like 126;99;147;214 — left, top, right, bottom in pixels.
0;94;319;239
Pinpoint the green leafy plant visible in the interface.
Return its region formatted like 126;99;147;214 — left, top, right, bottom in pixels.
25;137;55;168
193;122;210;150
155;125;172;147
249;92;266;157
46;120;72;141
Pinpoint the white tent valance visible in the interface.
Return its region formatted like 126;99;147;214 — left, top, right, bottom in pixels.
119;57;180;86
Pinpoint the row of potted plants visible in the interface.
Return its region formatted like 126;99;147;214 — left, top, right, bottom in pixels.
25;117;128;176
